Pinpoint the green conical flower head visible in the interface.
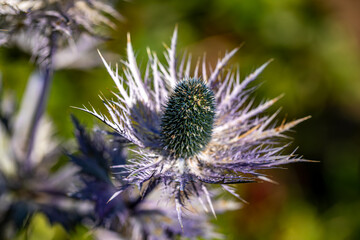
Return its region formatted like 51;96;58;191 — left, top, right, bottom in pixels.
161;78;216;158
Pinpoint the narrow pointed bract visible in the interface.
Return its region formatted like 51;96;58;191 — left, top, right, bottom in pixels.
81;28;309;226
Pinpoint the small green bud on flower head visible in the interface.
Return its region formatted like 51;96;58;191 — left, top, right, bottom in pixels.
161;78;216;158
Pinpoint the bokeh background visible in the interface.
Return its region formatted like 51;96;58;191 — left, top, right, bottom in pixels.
1;0;360;239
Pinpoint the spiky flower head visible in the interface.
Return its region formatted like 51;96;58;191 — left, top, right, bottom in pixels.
80;27;309;226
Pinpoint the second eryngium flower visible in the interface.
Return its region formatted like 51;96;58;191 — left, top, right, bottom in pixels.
79;27;309;227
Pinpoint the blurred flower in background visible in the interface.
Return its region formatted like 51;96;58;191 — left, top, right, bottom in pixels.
0;0;124;239
0;75;82;239
0;0;121;168
0;0;122;67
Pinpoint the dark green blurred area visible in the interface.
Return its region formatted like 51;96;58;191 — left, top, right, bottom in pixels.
2;0;360;239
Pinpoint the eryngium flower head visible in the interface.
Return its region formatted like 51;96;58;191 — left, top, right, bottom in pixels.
80;27;309;226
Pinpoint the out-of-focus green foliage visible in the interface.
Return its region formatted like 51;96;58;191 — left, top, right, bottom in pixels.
2;0;360;239
15;213;92;240
16;214;68;240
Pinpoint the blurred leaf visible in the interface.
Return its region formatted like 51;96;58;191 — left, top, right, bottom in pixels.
16;213;68;240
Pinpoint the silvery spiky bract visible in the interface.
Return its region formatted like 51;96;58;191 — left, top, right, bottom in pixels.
80;27;309;227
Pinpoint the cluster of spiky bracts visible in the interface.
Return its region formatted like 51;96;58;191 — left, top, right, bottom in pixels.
80;27;309;228
0;1;122;237
0;83;222;239
70;117;224;239
0;74;224;239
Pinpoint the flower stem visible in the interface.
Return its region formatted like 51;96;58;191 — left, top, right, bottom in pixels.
24;32;57;173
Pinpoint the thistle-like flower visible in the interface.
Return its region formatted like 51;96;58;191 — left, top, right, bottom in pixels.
80;27;309;226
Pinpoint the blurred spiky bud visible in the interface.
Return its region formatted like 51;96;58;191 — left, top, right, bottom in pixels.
0;0;121;67
0;77;84;239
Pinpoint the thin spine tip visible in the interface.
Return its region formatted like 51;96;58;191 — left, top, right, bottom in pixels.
107;190;122;204
162;42;169;50
303;115;312;120
236;42;245;50
172;25;178;38
257;176;279;185
292;115;312;126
